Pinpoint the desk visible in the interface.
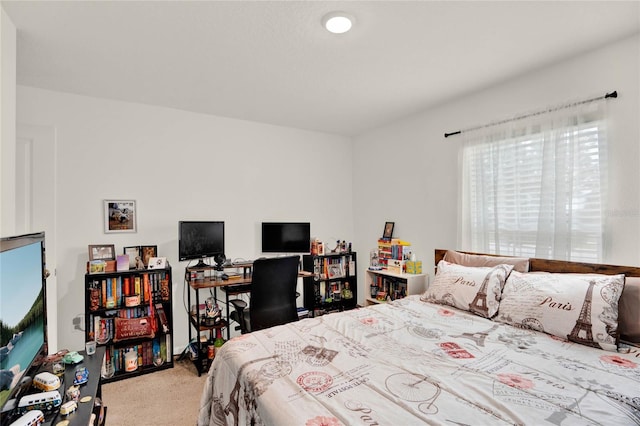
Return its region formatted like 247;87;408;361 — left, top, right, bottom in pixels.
187;266;312;340
57;347;106;426
185;264;311;375
10;347;107;426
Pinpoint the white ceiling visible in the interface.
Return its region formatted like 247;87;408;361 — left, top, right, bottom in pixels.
2;1;639;136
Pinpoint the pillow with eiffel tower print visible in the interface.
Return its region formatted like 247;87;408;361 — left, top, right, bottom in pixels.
421;260;514;318
496;271;625;351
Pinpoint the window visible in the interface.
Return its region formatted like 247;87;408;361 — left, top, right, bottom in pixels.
460;101;607;262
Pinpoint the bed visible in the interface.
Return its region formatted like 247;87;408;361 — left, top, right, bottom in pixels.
198;250;640;425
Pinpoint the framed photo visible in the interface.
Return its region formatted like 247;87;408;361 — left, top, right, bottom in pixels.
141;245;158;267
88;244;116;261
382;221;395;240
124;246;141;268
148;257;167;270
89;260;107;274
327;263;344;279
104;200;137;233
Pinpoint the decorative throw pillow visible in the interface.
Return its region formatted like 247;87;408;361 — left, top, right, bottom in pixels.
496;271;625;351
113;316;155;342
444;250;530;273
421;260;514;318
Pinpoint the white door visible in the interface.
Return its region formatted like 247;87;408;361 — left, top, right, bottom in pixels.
16;123;58;352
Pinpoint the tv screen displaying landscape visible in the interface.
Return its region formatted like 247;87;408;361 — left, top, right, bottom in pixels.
0;237;46;409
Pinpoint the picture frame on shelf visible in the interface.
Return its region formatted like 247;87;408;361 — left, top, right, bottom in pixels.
141;245;158;267
89;260;107;274
124;246;141;269
327;263;344;279
382;221;395;240
104;199;137;233
88;244;116;261
148;257;167;270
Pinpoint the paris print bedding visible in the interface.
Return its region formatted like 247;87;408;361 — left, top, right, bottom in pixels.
198;295;640;426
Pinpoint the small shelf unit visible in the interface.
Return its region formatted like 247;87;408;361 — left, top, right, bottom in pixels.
84;267;174;383
365;268;427;305
302;252;357;316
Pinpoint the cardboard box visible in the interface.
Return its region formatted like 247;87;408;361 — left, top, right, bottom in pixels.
386;259;405;274
406;260;423;274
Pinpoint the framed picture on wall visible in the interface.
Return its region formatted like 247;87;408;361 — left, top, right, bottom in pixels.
104;200;137;233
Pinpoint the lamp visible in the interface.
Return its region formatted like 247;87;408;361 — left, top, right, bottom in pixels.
322;11;354;34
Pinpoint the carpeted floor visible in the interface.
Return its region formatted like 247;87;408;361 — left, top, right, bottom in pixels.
102;357;207;425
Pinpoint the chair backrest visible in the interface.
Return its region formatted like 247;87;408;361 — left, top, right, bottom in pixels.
249;255;300;331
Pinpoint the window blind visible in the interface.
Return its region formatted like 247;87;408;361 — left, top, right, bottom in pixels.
462;118;606;263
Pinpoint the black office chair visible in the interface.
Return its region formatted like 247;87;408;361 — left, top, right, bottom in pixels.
229;256;300;333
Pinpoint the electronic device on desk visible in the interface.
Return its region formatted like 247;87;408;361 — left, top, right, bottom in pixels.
0;232;49;426
178;221;225;268
261;222;311;254
214;253;227;272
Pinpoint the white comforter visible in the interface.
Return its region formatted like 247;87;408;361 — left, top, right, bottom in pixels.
198;296;640;425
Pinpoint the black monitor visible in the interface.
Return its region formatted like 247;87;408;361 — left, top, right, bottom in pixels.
178;221;225;267
261;222;310;253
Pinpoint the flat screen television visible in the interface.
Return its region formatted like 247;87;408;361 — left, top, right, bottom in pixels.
178;221;225;267
261;222;311;253
0;232;47;416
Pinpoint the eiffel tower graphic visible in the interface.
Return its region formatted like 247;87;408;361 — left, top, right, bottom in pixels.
469;265;509;317
468;272;490;317
451;324;499;347
567;280;600;348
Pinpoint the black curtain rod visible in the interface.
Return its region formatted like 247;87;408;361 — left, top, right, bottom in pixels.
444;90;618;138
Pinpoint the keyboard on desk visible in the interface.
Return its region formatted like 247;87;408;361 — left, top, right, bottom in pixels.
224;283;251;294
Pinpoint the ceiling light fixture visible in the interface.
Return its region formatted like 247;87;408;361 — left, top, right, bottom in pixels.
322;11;354;34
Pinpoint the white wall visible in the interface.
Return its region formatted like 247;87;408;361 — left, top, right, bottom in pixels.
16;87;354;351
1;7;16;236
353;34;640;273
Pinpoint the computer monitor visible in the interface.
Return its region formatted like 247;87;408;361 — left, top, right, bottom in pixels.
261;222;310;253
178;221;225;267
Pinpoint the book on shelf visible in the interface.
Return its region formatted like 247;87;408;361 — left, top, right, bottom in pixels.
164;334;171;360
89;270;170;311
107;339;168;372
155;303;170;333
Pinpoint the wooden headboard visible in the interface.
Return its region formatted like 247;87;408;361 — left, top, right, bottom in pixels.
435;249;640;277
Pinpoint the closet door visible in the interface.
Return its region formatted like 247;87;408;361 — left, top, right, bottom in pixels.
17;123;58;352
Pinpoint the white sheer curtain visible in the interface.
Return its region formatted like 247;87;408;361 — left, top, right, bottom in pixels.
459;100;608;262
